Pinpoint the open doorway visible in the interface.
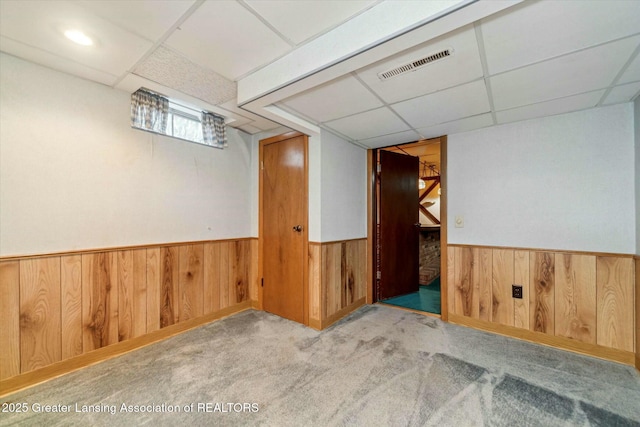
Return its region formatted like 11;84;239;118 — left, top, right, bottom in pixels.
373;137;443;316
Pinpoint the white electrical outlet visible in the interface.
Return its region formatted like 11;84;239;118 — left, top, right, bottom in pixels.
454;216;464;228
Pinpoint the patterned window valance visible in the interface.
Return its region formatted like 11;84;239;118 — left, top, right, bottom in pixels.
130;88;169;133
201;112;227;148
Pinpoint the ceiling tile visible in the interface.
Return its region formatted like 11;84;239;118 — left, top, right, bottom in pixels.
0;0;152;77
219;99;267;122
244;0;376;45
250;117;282;131
490;36;640;111
602;82;640;105
281;75;383;123
134;46;236;105
164;1;291;80
391;80;490;129
356;25;483;104
357;130;421;149
77;0;195;41
481;0;640;74
324;107;410;141
0;37;118;86
496;91;604;125
226;116;253;128
218;100;280;130
415;113;493;139
239;124;262;134
618;52;640;84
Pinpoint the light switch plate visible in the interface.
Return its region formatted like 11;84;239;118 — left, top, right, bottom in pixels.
454;216;464;228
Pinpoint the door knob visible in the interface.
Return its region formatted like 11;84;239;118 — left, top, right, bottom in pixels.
293;225;303;232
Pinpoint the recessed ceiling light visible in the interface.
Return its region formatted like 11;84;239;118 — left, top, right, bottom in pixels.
64;29;93;46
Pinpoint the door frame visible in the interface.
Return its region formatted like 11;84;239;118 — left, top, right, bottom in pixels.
366;136;448;320
258;131;309;326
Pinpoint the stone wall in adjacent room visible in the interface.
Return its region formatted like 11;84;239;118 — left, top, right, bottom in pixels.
419;228;441;285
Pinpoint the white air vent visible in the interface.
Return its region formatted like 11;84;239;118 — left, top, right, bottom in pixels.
377;48;453;81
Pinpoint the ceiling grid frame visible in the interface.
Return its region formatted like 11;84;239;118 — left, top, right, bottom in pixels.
111;0;206;88
472;22;497;126
349;71;422;140
2;0;639;139
236;0;297;48
596;41;640;107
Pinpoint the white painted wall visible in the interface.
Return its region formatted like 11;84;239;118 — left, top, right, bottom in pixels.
319;130;367;242
0;53;253;256
308;135;322;242
635;96;640;255
448;104;636;254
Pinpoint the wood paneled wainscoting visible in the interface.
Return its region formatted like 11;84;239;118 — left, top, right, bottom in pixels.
0;238;258;396
308;239;367;330
447;244;637;366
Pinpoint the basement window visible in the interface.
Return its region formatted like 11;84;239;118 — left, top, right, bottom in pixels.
166;103;204;144
130;88;226;148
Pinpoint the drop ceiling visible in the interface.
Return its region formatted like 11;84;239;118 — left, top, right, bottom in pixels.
1;0;639;145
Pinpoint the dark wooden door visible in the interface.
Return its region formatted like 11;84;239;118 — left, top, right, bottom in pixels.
262;134;306;323
379;150;419;300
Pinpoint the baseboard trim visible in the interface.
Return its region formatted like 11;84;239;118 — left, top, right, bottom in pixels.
635;355;640;372
321;297;366;330
308;318;322;330
448;313;635;366
0;301;252;397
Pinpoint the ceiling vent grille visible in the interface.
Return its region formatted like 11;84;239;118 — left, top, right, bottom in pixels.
377;48;453;81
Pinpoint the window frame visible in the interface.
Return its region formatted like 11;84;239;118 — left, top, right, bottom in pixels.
131;98;223;149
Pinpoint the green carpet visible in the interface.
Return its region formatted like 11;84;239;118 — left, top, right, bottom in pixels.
381;276;441;314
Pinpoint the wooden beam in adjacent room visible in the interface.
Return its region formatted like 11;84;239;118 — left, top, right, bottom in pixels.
419;180;440;202
419;204;440;225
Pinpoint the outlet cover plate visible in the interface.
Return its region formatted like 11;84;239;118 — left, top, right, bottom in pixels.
512;285;523;299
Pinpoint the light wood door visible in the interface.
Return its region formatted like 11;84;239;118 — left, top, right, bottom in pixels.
261;133;307;324
378;150;419;300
